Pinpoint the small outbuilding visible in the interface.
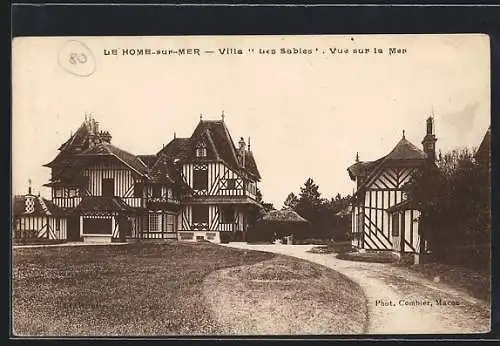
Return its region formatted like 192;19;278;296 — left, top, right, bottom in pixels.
13;189;68;241
250;209;309;243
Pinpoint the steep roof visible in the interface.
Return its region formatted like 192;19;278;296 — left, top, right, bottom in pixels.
348;136;429;195
76;143;149;176
158;119;261;180
13;195;65;217
384;137;427;161
245;150;261;180
159;138;192;161
45;123;91;168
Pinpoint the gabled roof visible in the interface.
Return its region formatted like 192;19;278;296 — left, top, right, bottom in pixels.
13;195;65;217
76;143;149;176
158;119;261;180
348;136;429;195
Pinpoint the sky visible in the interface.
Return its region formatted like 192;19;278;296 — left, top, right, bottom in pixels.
12;34;490;208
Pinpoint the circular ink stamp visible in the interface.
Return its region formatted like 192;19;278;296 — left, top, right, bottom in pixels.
58;40;96;77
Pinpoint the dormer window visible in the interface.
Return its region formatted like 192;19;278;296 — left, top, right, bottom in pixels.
195;142;207;157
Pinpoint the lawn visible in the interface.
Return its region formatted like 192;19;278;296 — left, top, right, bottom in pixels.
394;262;491;303
12;242;274;336
204;256;368;334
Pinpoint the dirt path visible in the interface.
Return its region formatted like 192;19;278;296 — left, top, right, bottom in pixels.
222;243;490;334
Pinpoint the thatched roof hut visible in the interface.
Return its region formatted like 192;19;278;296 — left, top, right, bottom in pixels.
249;209;309;242
260;209;308;223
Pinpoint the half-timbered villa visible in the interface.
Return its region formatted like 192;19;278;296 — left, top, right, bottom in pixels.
13;184;67;241
43;113;261;243
347;117;437;261
157;115;262;242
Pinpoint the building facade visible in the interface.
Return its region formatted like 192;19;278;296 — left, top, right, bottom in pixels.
43;114;262;243
347;117;437;258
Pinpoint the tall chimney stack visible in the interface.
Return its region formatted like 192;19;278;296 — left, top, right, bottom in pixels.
238;137;246;167
422;116;437;162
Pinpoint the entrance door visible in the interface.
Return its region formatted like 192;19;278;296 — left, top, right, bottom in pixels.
67;215;81;241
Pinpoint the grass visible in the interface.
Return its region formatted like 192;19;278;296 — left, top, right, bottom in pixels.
204;256;368;334
12;241;274;336
394;262;491;303
336;250;400;263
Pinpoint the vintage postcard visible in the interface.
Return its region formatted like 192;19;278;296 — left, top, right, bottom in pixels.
11;34;491;337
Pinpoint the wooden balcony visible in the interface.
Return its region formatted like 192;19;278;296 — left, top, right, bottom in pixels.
52;197;82;209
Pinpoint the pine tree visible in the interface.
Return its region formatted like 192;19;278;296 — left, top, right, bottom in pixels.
283;192;299;210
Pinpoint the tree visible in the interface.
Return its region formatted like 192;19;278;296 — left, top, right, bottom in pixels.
282;192;299;210
402;147;491;269
295;178;324;237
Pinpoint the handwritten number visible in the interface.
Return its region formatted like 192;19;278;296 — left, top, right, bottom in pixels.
69;52;87;65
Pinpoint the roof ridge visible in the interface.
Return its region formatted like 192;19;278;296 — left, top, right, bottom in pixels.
219;120;241;168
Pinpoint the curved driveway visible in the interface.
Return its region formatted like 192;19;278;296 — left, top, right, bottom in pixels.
222;243;490;335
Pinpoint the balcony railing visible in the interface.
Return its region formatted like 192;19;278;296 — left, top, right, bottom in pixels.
52;197;82;209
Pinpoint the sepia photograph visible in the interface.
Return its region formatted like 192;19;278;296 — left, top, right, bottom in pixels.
11;34;491;336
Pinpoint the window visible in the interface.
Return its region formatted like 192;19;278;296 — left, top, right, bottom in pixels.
391;213;400;237
220;205;236;224
165;214;176;233
54;188;63;198
134;183;143;198
102;178;114;197
148;213;161;232
68;189;78;197
195;142;207;157
192;205;209;223
193;169;208;190
152;184;162;198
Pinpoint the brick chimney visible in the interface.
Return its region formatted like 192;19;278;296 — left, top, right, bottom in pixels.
99;130;112;143
238;137;246;167
422;116;437;162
